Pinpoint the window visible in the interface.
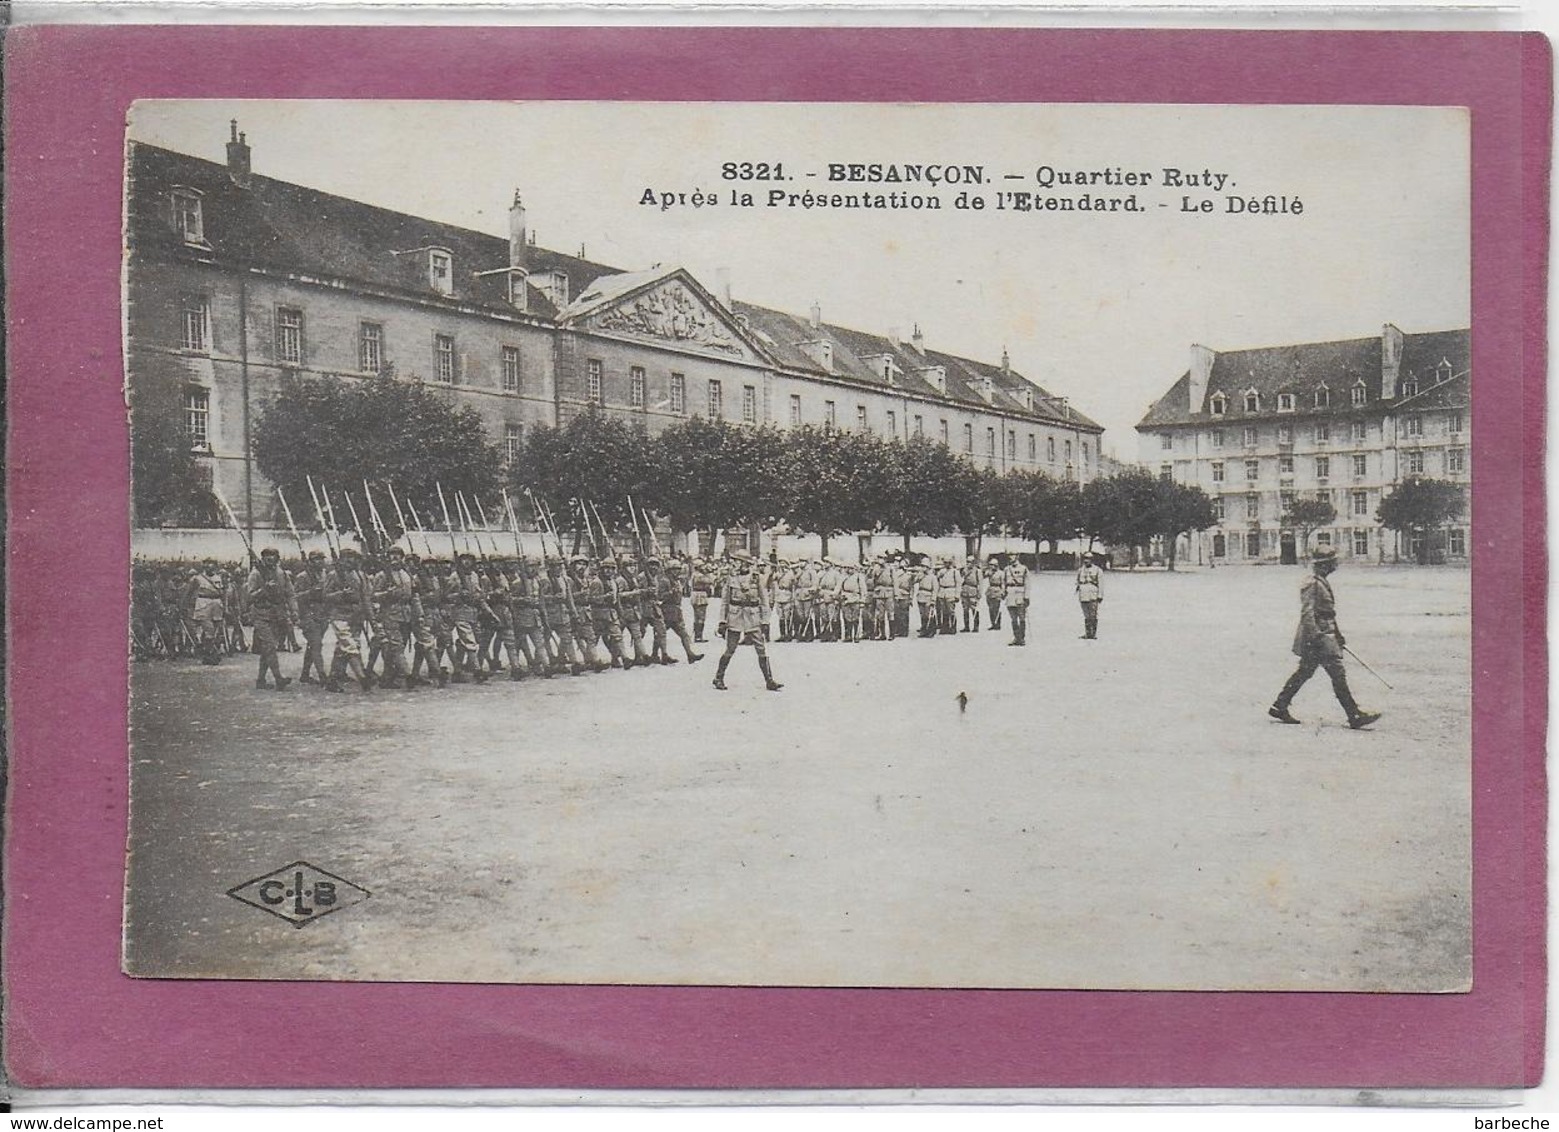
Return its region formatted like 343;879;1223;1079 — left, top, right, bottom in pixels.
1315;422;1330;443
274;307;304;366
1403;415;1423;438
504;423;523;464
183;387;210;450
429;249;453;296
885;410;898;436
963;423;973;453
742;385;757;424
1028;434;1036;461
1007;430;1017;458
1246;494;1260;520
1314;385;1330;408
1159;464;1173;482
824;400;837;432
630;367;647;408
1277;425;1292;444
1316;530;1332;547
1210;429;1224;450
1448;411;1464;434
1448;528;1466;556
1210;393;1227;416
1243;426;1258;447
1352;383;1368;407
501;346;520;393
940;420;949;445
1246;531;1262;558
1278;454;1294;476
914;415;924;437
357;323;384;374
508;271;528;309
1315;455;1330;480
1353;529;1370;556
1064;440;1073;462
1047;436;1057;462
170;189;204;243
1351;489;1369;517
1316;489;1332;503
1352;453;1368;478
708;379;723;420
986;428;996;457
1447;447;1466;474
1400;379;1418;399
1405;450;1425;475
1160;433;1173;451
670;373;686;415
1245;459;1260;481
587;359;603;403
1351;420;1368;442
434;333;456;384
1082;442;1090;467
1437;358;1454;383
859;405;870;432
1277;393;1295;412
1212;497;1224;520
1211;461;1225;483
181;296;210;353
1280;490;1296;512
789;395;802;426
1244;390;1260;413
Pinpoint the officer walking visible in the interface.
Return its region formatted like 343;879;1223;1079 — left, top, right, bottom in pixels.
1268;546;1382;729
713;551;783;692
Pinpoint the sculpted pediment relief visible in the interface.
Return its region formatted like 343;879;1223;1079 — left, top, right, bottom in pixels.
588;279;752;359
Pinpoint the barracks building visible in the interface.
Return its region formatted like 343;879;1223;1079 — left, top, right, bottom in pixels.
127;124;1105;533
1136;324;1470;564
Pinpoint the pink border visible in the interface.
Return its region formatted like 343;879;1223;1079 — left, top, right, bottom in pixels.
3;27;1548;1089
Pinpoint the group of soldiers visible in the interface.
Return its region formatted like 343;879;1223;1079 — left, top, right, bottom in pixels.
132;543;1114;695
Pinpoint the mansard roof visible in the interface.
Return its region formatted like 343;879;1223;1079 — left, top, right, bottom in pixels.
1137;327;1470;429
130;141;1101;432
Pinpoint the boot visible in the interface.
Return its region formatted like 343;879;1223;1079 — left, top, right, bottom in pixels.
760;657;783;691
712;655;730;690
274;675;292;690
404;674;421;691
1268;705;1301;724
1349;709;1383;730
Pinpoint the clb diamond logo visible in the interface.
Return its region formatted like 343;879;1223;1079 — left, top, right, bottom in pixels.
227;861;371;927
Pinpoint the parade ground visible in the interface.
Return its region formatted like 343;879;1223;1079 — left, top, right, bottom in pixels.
125;564;1470;992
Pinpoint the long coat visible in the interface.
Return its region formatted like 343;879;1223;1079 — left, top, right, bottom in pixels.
1293;573;1342;658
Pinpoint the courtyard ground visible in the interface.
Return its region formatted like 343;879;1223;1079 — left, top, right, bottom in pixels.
125;563;1470;992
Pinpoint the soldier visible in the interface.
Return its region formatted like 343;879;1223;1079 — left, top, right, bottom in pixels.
448;553;494;684
792;558;820;642
587;558;633;669
512;557;553;677
1075;552;1104;640
1005;557;1030;646
961;559;984;633
539;556;589;675
914;560;939;638
293;551;331;683
690;557;716;642
936;557;960;634
1268;547;1382;729
407;557;450;688
839;562;867;643
637;556;675;665
817;558;845;642
371;546;417;688
869;556;894;640
984;560;1007;631
657;558;704;664
185;558;228;665
323;547;374;693
246;547;298;690
615;553;651;666
712;550;783;692
892;556;914;639
772;560;795;642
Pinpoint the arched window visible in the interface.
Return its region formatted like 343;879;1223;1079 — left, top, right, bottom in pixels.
1243;388;1260;413
1313;384;1330;408
1210;392;1227;416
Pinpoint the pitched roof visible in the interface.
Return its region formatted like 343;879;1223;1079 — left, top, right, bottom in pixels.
1137;327;1470;429
130;141;1102;432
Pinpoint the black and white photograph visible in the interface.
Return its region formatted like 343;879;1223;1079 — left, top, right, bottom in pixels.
123;100;1471;991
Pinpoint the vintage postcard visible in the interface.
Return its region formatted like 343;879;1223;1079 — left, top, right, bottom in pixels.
3;26;1543;1093
121;99;1471;991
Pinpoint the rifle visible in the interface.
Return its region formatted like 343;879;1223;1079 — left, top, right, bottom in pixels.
435;482;460;559
640;500;664;558
455;491;485;560
405;498;433;560
305;475;339;560
344;489;370;556
502;488;526;559
571;498;599;557
319;484;345;558
385;481;411;550
212;486;257;566
276;486;308;562
588;499;612;558
627;495;648;557
473;495;501;560
363;480;394;551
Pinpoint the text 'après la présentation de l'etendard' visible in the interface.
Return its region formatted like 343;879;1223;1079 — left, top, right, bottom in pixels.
639;162;1303;216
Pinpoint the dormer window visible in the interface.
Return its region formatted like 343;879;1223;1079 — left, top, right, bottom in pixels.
1243;388;1260;413
800;339;834;372
981;376;995;403
1314;384;1330;408
1352;380;1368;407
1276;392;1295;413
1437;357;1454;383
428;249;454;296
919;366;948;394
170;188;205;245
1210;392;1228;417
1021;388;1035;412
507;270;528;310
1400;377;1418;399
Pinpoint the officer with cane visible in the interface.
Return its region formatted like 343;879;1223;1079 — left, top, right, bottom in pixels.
1269;545;1383;729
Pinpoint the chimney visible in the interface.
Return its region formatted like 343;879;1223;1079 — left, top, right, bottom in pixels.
716;267;732;308
508;191;527;269
911;323;925;356
226;120;252;188
1381;322;1404;399
1189;343;1215;414
809;301;821;331
1001;346;1011;374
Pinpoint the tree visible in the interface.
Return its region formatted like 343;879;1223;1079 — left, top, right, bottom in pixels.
508;405;655;553
654;417;791;545
785;427;894;558
1147;479;1218;570
130;374;217;527
997;469;1082;557
881;436;977;553
1080;469;1160;564
1376;478;1467;564
252;367;504;545
1282;497;1338;559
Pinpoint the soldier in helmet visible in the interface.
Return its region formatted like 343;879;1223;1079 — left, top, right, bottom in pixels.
294;550;331;683
984;559;1007;631
246;547;298;690
323;547;375;692
713;550;783;692
1074;551;1105;640
1005;556;1030;647
960;558;984;633
658;558;704;665
448;552;494;684
539;556;588;676
587;558;633;669
690;557;715;642
185;557;228;665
